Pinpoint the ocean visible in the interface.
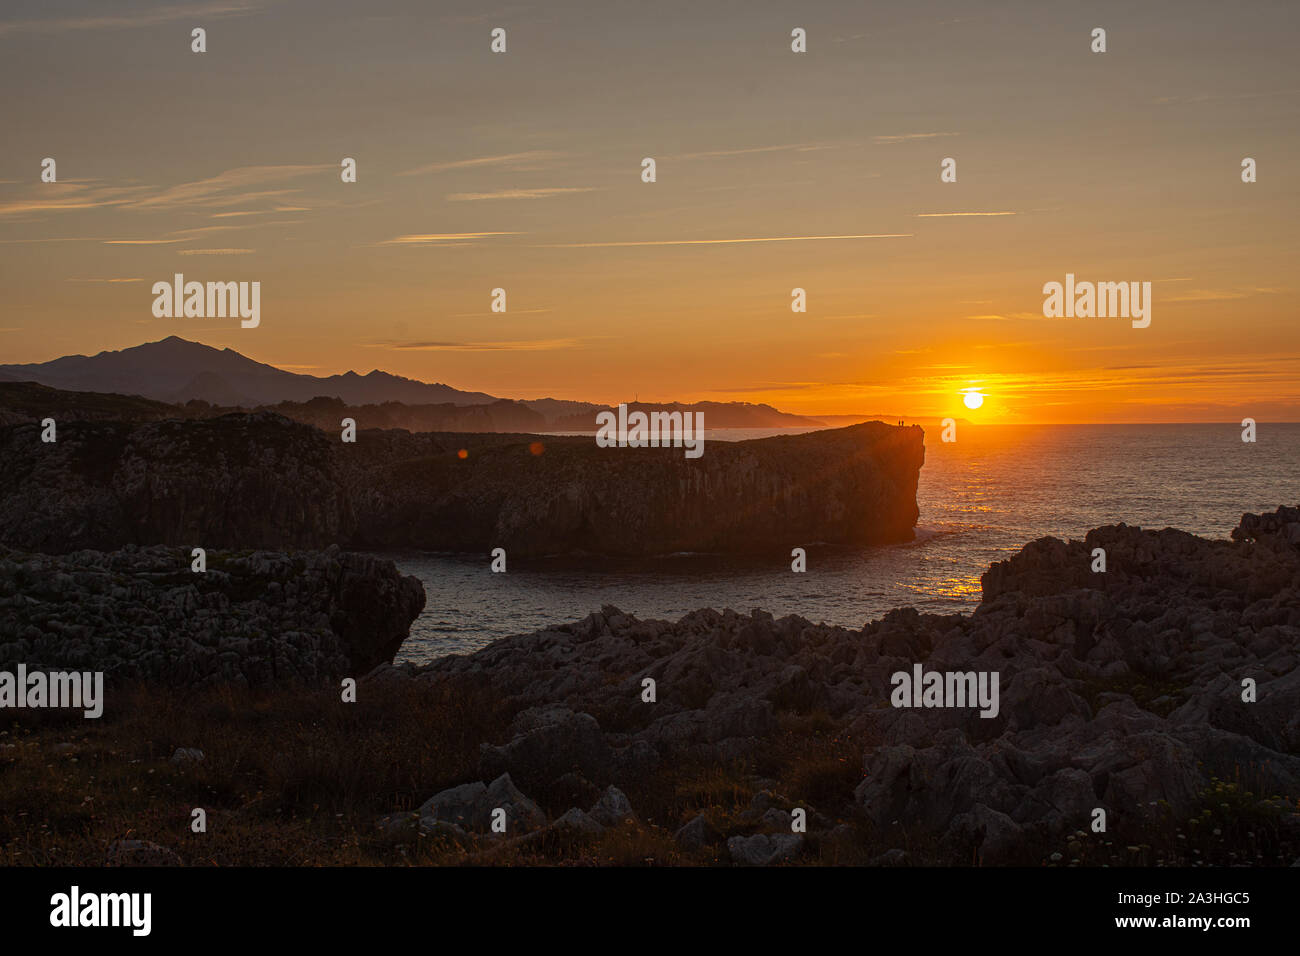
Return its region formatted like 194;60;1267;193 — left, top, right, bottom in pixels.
390;423;1300;663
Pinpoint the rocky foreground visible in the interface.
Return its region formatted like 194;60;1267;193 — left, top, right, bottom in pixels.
3;507;1298;865
364;506;1300;864
0;412;924;557
0;545;425;684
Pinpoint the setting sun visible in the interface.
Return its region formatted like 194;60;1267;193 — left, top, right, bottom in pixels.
963;389;985;410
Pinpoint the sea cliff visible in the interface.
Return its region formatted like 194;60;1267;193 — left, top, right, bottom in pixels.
0;413;925;556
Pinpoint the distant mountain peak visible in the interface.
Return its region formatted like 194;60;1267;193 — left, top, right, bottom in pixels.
0;338;500;409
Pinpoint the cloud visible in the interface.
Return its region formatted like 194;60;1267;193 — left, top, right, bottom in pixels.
541;234;912;248
0;1;264;37
377;232;520;246
446;187;600;201
364;338;581;352
66;277;145;283
451;309;552;317
917;211;1016;217
131;166;327;210
399;151;563;176
697;179;822;191
166;220;303;237
177;248;255;255
704;383;820;393
102;238;190;245
0;166;325;222
670;143;835;160
873;132;959;144
0;183;149;219
1167;290;1244;302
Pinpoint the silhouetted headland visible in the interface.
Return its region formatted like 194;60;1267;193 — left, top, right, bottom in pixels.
0;408;924;556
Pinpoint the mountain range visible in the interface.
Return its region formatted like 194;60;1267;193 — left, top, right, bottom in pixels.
0;336;498;408
0;337;828;430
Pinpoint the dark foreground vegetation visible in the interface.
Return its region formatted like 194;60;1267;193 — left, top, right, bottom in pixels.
0;676;1293;867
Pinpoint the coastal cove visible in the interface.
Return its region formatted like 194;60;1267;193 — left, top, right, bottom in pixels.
393;423;1300;662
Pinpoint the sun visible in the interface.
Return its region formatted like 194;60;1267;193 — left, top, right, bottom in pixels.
963;389;985;410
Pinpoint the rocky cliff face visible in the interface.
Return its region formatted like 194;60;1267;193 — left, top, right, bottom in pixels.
0;544;425;685
339;422;923;555
371;506;1300;864
0;413;924;556
0;413;350;553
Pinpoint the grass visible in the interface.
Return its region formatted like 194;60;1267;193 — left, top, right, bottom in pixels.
1039;773;1297;868
0;677;512;866
1;684;1293;866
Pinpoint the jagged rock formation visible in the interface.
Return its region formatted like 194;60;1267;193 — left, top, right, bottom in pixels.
0;413;349;552
370;506;1300;863
0;412;925;556
0;544;425;685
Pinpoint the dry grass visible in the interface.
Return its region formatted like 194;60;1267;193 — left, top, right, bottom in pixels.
4;684;1288;866
0;677;512;866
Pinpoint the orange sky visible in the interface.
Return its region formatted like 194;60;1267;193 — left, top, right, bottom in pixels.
1;0;1297;424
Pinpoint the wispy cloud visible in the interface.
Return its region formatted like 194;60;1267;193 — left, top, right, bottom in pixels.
1167;288;1282;303
705;383;819;393
541;234;912;248
399;152;563;176
166;219;303;237
670;143;835;160
377;232;520;247
0;183;148;219
102;238;189;245
0;166;325;222
451;309;553;317
1150;89;1300;106
873;132;959;144
0;1;264;37
917;211;1017;217
131;165;326;210
697;179;822;191
446;187;600;202
1168;289;1248;302
177;248;255;255
364;338;580;352
66;277;144;283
